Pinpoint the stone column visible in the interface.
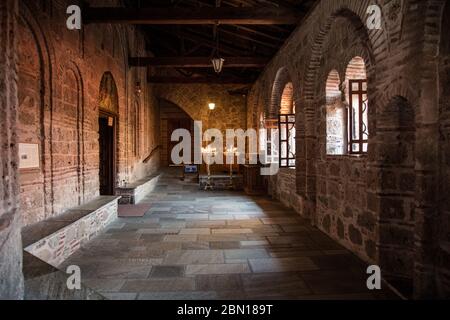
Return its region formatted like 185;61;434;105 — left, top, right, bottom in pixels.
0;0;24;300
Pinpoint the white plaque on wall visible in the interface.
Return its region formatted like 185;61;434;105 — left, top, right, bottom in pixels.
19;143;40;169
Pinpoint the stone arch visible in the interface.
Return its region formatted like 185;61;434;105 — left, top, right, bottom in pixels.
269;67;294;118
344;57;367;87
376;95;416;298
99;72;119;115
18;2;56;225
304;7;378;104
280;82;295;115
300;6;381;222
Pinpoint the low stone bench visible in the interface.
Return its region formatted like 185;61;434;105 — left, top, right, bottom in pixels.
199;174;244;190
116;174;161;204
22;196;120;267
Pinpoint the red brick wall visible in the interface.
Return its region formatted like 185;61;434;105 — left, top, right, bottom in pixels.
17;0;160;226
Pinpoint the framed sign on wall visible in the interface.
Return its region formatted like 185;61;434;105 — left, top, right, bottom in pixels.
19;143;40;170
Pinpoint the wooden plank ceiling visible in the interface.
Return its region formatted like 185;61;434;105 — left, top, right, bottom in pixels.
91;0;318;84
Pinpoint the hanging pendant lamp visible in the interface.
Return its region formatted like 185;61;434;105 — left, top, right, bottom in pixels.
211;21;225;74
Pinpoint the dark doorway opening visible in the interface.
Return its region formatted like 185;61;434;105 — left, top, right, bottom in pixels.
99;113;116;195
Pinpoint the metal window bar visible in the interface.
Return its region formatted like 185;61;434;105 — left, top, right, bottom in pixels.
348;79;368;154
278;114;296;168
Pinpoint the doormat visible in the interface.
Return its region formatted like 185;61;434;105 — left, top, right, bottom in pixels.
118;204;152;217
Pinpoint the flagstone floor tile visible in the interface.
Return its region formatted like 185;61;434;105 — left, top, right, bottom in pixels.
62;168;398;300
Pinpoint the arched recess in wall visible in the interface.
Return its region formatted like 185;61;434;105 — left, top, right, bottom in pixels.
280;82;295;115
17;3;55;226
98;72;119;195
303;6;378;227
304;7;379;103
377;96;416;298
49;65;84;215
59;62;85;212
325;70;345;155
344;56;368;154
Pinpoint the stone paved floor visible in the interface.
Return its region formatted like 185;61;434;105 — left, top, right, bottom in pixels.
62;169;398;300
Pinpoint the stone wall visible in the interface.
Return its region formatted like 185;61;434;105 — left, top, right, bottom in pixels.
16;0;160;226
247;0;448;298
0;0;24;299
437;0;450;299
269;169;303;214
156;84;247;134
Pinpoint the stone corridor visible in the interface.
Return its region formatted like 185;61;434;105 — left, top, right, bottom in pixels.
62;169;397;300
2;0;449;301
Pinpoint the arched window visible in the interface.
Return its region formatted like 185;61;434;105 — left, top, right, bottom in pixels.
326;70;345;155
279;82;296;168
345;57;368;154
259;112;279;165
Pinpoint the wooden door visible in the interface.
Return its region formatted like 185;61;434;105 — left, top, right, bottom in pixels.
99;115;116;195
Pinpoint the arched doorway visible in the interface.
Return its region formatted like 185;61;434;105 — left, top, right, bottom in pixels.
159;99;194;166
98;72;119;195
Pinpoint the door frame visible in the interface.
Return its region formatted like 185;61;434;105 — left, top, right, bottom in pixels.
99;110;118;195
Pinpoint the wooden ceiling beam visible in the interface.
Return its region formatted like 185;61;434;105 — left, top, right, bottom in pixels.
158;27;248;56
83;7;301;25
219;28;280;48
130;56;269;68
148;76;254;84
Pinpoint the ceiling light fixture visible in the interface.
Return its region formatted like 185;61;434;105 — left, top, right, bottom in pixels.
211;56;225;74
211;3;224;74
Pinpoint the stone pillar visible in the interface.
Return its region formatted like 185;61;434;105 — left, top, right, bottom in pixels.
0;0;24;300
